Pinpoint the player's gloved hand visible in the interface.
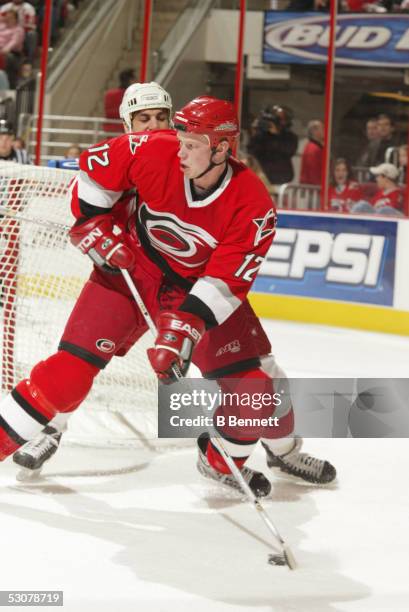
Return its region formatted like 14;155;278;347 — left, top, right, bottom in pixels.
147;311;205;383
69;215;135;274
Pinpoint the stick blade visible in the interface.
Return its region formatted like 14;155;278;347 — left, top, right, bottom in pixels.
283;545;297;570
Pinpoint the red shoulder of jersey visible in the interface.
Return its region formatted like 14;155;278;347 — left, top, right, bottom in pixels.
78;130;179;194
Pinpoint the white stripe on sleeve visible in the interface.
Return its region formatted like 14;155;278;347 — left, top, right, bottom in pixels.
189;276;241;325
78;170;122;209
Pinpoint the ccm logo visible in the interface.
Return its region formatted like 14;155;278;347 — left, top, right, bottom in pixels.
264;229;386;286
170;320;202;342
216;339;241;357
78;228;103;253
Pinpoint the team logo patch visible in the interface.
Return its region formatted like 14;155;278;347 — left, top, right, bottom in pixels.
96;338;116;353
253;209;277;246
216;339;241;357
129;134;149;155
139;203;218;268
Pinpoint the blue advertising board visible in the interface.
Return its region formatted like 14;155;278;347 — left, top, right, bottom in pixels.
263;12;409;67
254;213;397;306
47;158;79;171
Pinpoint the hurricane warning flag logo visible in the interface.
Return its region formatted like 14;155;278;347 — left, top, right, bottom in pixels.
138;203;218;268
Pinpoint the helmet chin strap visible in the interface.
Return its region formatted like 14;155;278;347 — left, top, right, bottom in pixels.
192;147;227;180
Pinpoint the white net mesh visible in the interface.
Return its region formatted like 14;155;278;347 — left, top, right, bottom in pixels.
0;162;181;449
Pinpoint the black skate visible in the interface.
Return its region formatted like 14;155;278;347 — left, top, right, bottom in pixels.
13;426;62;480
197;433;271;498
263;438;336;485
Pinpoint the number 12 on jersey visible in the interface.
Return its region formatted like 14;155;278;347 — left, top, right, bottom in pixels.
234;254;264;282
87;143;110;170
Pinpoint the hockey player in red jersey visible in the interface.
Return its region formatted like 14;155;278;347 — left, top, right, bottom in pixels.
0;95;336;491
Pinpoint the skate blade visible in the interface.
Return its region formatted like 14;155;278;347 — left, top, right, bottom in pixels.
270;467;338;488
16;467;43;482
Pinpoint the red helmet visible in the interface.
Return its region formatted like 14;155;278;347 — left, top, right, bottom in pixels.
174;96;239;150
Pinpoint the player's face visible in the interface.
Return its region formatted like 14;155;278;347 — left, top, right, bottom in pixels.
130;108;169;132
177;132;211;178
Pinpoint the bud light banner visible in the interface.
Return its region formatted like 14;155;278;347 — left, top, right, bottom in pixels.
263;12;409;67
254;213;397;306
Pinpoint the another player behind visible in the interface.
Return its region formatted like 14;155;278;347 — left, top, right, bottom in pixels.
11;81;173;477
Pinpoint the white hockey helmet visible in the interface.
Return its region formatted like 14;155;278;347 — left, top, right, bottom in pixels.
119;81;172;130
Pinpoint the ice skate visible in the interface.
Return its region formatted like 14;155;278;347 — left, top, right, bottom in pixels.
13;426;62;481
197;433;271;498
263;437;336;485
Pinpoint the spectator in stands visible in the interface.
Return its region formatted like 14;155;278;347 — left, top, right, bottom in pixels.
0;9;24;87
300;119;324;185
16;56;32;83
14;58;35;115
64;144;81;158
356;117;379;166
104;68;135;133
247;105;298;186
0;118;31;162
329;157;363;212
0;1;37;61
398;144;407;184
363;113;401;167
351;163;404;216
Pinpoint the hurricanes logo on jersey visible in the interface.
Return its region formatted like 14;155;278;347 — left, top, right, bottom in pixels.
129;134;149;155
253;208;277;246
138;203;218;267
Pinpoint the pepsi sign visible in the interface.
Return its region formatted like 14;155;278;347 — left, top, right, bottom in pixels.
263;12;409;67
253;213;397;306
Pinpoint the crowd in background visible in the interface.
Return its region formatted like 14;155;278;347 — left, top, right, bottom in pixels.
242;108;407;216
0;0;84;125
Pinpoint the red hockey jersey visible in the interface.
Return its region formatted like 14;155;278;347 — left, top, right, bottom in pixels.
73;130;276;325
371;187;403;211
328;181;364;213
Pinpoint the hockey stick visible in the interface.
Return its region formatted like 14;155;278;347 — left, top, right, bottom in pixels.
120;268;296;569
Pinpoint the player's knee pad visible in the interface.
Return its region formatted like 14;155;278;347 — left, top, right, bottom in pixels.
29;350;100;414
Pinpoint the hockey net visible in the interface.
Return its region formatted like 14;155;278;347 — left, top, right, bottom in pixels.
0;162;185;449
